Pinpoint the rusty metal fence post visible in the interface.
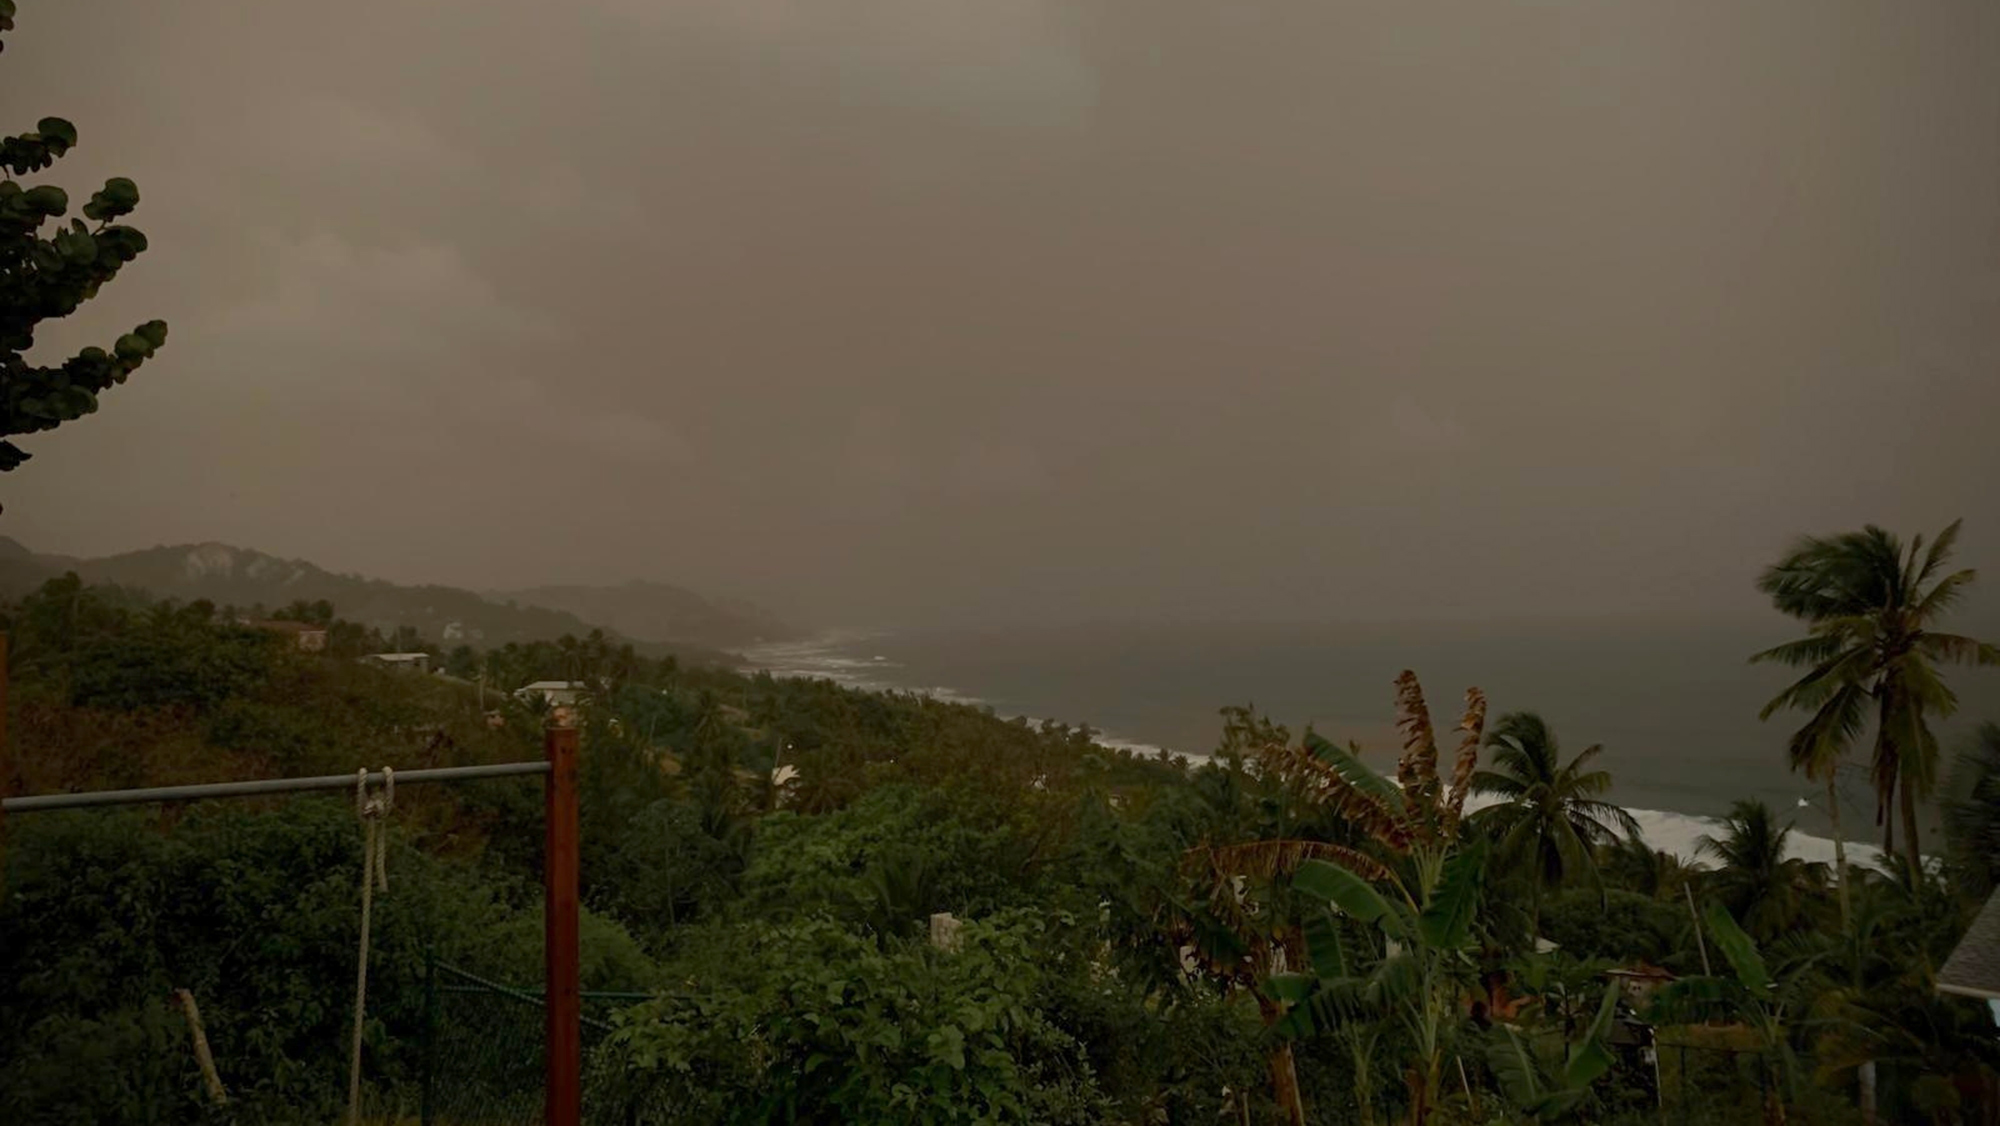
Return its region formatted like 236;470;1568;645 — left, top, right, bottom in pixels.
544;722;582;1126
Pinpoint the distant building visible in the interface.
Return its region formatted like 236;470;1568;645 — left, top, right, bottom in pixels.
246;619;328;652
1940;889;2000;1025
515;680;588;709
515;680;589;726
1606;963;1677;1010
365;652;432;674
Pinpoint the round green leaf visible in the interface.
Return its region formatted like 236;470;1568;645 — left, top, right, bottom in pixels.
35;117;77;150
22;184;66;214
83;177;140;222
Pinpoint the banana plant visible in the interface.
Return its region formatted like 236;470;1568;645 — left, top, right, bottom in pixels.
1284;834;1488;1124
1262;897;1385;1123
1484;982;1621;1122
1176;673;1489;1124
1258;672;1492;1125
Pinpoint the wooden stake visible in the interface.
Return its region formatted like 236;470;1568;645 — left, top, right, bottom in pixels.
544;723;582;1126
174;988;228;1106
1684;882;1712;976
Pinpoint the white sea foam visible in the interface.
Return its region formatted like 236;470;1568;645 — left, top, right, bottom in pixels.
1626;804;1887;870
745;636;1177;755
742;634;905;690
1454;791;1887;869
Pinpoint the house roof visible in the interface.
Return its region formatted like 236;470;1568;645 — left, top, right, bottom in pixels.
1607;963;1676;981
519;680;587;692
368;652;431;662
1939;890;2000;1002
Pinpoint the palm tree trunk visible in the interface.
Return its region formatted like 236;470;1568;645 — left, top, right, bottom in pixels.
1877;691;1898;860
1900;781;1923;883
1530;876;1543;946
1826;774;1850;932
1530;827;1548;943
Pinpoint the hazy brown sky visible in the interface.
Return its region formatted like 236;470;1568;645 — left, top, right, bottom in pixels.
4;1;1996;628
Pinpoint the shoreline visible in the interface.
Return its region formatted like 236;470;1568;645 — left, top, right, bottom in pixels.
743;635;1890;872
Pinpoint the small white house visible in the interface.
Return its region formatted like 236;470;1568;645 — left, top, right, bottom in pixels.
515;680;588;709
365;652;431;674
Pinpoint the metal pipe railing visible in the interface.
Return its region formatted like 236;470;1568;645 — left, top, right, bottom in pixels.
0;760;553;814
434;963;627;1033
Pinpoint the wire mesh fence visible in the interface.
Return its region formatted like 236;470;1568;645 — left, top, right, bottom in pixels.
1653;1034;1847;1126
421;960;684;1125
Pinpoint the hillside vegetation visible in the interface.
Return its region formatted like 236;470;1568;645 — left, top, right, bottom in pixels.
487;580;793;651
1;547;1996;1125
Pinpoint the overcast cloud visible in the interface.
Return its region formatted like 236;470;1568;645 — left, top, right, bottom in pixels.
3;0;1996;629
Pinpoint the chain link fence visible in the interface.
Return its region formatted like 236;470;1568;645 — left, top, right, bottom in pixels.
1654;1033;1852;1126
420;960;684;1126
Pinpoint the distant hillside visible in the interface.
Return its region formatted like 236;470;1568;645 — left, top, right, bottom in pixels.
0;536;79;602
0;538;756;659
488;581;795;650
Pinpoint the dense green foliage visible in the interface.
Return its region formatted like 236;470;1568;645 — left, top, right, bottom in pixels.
2;523;1997;1124
1;2;166;471
616;912;1109;1124
1943;722;2000;900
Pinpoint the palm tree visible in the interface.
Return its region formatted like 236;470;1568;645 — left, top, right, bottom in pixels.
1753;519;2000;881
1470;712;1639;938
1600;833;1697;902
1695;799;1823;941
1941;722;2000;899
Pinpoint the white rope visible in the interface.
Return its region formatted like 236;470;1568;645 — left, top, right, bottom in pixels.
347;767;392;1126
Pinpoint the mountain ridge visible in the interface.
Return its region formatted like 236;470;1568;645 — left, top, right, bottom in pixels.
488;579;795;651
0;538;783;658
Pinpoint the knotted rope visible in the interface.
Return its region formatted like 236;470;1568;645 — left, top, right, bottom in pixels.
348;767;393;1125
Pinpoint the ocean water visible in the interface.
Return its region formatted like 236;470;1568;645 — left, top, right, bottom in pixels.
746;620;2000;869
